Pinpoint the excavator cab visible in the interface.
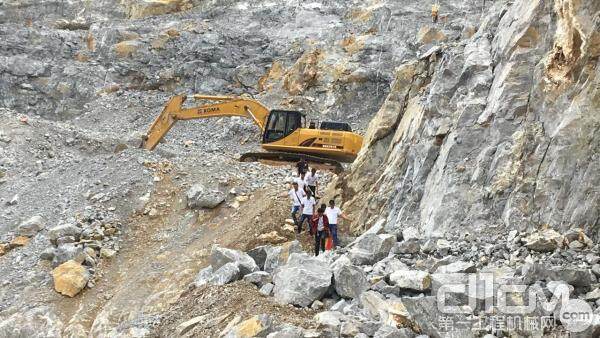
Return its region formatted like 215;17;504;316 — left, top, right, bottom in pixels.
142;94;363;172
262;110;305;143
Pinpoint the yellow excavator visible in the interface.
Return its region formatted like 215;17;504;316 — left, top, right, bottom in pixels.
142;94;363;172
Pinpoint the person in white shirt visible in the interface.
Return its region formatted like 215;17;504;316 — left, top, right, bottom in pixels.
294;172;307;193
325;199;352;248
304;168;319;196
298;190;316;234
284;182;306;227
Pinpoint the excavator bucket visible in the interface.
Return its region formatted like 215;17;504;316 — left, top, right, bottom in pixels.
142;95;186;150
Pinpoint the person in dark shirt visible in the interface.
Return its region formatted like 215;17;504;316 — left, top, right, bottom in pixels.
296;157;308;175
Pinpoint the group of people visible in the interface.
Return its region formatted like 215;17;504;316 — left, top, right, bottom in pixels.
285;158;352;256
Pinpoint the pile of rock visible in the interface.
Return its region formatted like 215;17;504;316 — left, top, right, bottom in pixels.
31;207;123;296
194;224;600;337
41;208;121;268
194;242;305;296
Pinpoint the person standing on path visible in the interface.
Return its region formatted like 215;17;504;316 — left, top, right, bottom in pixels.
296;157;308;176
304;167;319;197
298;189;316;234
294;172;307;194
311;207;329;256
325;199;352;249
283;182;305;227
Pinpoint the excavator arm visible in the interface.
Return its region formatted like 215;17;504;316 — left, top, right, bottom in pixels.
142;94;271;150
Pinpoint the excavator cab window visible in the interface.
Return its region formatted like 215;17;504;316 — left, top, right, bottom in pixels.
263;110;303;143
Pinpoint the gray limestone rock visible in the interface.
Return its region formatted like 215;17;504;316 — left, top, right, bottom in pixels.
193;266;213;287
339;0;600;242
389;270;431;291
266;324;303;338
392;240;421;255
402;296;474;338
48;223;81;245
333;264;370;299
522;262;594;287
247;245;271;271
243;271;272;288
186;183;225;209
263;241;302;273
259;283;274;297
273;253;332;307
52;244;85;267
209;262;241;286
17;216;45;237
349;234;395;265
210;245;258;276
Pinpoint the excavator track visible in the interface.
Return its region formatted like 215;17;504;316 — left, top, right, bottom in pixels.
239;152;345;173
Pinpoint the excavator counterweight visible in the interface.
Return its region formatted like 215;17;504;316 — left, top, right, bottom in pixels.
142;94;363;172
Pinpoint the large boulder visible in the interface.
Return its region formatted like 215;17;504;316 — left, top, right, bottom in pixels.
52;260;89;297
314;311;344;335
402;296;474;338
522;229;564;252
247;245;271;270
349;234;395;265
210;245;258;276
48;223;81;245
389;270;431;291
264;241;302;273
333;263;370;299
209;263;241;285
17;215;44;237
273;253;332;307
392;240;421;255
372;257;410;276
522;263;594;287
186;183;225;209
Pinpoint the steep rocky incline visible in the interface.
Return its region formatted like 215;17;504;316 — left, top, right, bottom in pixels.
340;0;600;240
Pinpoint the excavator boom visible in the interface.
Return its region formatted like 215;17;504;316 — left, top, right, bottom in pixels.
142;93;364;171
142;94;271;150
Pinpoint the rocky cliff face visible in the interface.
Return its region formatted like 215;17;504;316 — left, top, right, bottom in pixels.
342;0;599;240
0;0;486;124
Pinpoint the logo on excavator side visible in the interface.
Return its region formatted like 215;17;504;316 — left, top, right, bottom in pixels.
200;107;220;113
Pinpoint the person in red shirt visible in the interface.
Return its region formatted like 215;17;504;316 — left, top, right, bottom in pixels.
311;206;330;256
